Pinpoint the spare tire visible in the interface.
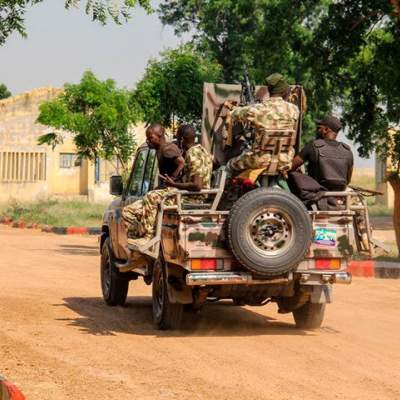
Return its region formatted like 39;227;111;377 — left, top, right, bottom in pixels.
228;188;312;277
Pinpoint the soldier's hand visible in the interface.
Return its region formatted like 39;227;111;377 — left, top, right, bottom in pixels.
163;174;176;187
223;100;235;110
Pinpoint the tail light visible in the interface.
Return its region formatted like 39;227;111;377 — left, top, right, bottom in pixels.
315;258;341;270
191;259;224;270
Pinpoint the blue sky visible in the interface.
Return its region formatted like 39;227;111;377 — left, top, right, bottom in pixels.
0;1;374;168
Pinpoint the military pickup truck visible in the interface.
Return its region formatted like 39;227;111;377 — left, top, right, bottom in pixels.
100;83;361;331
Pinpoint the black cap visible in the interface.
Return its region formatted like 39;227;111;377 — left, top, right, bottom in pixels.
315;116;343;133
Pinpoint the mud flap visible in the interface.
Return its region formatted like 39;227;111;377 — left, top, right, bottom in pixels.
310;284;332;304
166;265;193;304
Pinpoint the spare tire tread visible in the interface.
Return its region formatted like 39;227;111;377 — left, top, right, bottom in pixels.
228;188;312;277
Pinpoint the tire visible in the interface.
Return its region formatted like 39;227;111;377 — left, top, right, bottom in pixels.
293;302;326;329
228;188;312;277
152;258;183;330
100;237;129;306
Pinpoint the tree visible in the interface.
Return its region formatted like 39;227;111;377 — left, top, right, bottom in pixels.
308;1;400;255
37;71;139;174
0;83;11;99
133;46;222;127
0;0;151;46
158;0;331;142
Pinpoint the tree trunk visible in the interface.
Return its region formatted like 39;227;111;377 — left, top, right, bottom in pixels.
388;174;400;257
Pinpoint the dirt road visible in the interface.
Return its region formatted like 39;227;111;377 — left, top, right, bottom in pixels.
0;226;399;400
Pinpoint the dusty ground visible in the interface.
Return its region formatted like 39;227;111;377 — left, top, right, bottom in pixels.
0;226;399;400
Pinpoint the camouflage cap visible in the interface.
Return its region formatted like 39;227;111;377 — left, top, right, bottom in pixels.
266;73;289;95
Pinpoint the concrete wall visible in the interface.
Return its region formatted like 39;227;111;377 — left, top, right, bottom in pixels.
0;87;128;202
0;88;63;201
375;159;394;208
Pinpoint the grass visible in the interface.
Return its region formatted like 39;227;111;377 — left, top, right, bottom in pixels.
368;204;393;217
0;199;107;227
351;174;376;191
350;174;394;216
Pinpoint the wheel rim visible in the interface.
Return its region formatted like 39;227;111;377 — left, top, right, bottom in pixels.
102;250;111;296
246;207;294;257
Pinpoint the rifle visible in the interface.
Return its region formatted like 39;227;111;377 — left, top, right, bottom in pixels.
237;68;256;150
240;67;255;105
349;185;383;197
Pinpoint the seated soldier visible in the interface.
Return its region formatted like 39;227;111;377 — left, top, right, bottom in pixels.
291;115;353;191
225;73;299;176
122;125;213;247
122;124;184;237
151;123;185;185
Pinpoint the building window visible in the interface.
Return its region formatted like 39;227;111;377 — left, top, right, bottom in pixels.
0;152;46;182
59;153;77;168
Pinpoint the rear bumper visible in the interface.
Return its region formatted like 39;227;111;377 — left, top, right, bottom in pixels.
185;271;352;286
298;271;352;285
186;272;290;286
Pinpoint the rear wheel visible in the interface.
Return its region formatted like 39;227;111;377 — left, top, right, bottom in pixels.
101;237;129;306
228;188;313;277
293;302;326;329
152;259;183;330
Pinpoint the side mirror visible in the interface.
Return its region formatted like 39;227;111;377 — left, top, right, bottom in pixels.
110;175;123;196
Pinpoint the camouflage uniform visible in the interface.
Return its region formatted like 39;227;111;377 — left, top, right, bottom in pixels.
226;97;299;174
122;144;213;241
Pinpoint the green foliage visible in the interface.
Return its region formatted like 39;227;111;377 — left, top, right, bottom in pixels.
310;1;400;169
133;46;223;127
158;0;331;142
37;71;139;172
0;83;11;99
159;0;400;152
0;0;151;45
0;198;105;227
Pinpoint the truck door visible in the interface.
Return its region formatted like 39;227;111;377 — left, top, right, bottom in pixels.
113;147;158;258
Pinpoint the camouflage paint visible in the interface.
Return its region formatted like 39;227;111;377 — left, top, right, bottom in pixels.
201;83;306;166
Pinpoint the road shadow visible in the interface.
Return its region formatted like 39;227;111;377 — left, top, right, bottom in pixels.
56;244;99;256
58;295;313;338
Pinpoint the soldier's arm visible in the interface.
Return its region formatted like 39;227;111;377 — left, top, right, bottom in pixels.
347;151;354;184
291;142;313;172
171;155;185;178
347;167;353;184
290;155;304;171
163;174;203;192
229;104;257;123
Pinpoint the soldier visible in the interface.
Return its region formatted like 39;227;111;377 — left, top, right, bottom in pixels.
225;73;299;175
172;124;186;150
291;115;353;191
147;123;184;182
122;124;184;238
123;125;212;247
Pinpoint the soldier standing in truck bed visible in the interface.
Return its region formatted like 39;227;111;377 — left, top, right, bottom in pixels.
224;73;300;175
290;115;353;191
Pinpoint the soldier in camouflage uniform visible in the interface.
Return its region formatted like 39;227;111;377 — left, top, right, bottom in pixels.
225;73;299;175
123;125;213;246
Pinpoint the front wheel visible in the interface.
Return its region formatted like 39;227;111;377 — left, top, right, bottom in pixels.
152;259;183;330
101;237;129;306
293;302;326;330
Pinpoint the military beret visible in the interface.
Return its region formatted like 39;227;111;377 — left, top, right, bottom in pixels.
265;73;289;95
